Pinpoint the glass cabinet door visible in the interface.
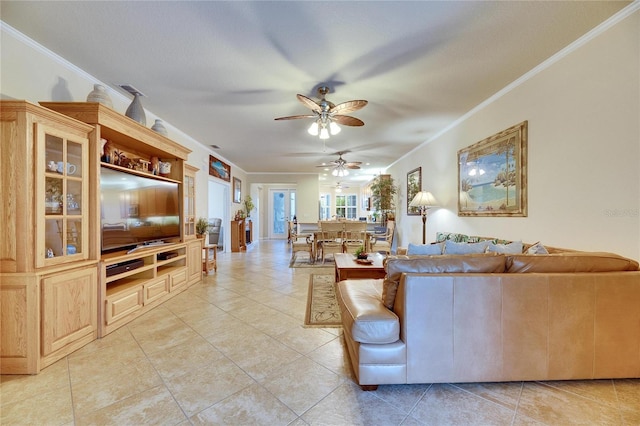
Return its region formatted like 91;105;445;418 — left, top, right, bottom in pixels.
183;172;195;238
40;123;88;266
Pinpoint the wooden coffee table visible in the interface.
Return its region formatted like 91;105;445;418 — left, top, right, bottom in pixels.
334;253;386;282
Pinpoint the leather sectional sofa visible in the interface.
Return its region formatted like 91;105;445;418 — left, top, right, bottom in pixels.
335;248;640;390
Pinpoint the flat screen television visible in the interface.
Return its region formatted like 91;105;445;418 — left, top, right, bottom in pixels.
100;166;180;253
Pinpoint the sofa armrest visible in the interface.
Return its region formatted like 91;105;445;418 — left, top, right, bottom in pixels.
336;279;400;344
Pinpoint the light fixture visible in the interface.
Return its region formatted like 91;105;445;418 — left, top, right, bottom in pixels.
310;117;340;140
409;191;438;244
308;121;319;136
332;167;349;177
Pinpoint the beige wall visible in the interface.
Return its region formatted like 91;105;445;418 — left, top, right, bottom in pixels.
389;11;639;260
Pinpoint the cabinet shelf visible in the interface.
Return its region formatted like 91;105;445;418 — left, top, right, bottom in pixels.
104;264;154;284
156;255;186;268
157;264;185;277
101;162;181;184
106;277;149;296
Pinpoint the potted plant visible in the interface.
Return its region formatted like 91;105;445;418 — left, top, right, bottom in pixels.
195;217;211;238
243;195;254;218
370;174;398;223
354;245;368;260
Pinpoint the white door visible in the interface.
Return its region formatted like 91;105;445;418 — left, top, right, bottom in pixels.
268;189;296;239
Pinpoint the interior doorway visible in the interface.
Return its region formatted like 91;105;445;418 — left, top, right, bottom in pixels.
208;179;230;252
268;188;296;239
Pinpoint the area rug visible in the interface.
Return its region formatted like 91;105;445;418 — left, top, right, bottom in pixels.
304;274;342;328
290;257;335;268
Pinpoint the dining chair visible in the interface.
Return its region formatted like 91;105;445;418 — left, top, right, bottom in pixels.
290;228;314;265
370;220;395;254
342;221;368;255
317;221;344;263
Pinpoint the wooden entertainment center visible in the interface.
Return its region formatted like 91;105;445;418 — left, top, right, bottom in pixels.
0;101;203;374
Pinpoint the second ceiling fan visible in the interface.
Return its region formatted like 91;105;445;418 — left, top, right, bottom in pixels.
317;152;362;177
275;85;368;140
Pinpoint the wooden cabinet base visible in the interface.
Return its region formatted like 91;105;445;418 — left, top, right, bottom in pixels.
99;242;199;337
0;264;98;375
0;275;40;374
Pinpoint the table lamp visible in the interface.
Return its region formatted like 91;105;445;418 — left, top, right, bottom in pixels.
409;191;438;244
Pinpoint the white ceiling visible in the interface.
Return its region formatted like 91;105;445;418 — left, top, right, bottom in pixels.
1;1;630;184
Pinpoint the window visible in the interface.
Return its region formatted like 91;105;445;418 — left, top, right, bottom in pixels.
336;194;357;219
319;194;331;220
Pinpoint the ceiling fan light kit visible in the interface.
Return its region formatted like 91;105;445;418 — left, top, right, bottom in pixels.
332;168;349;177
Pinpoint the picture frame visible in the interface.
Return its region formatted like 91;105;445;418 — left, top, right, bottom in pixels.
209;155;231;182
458;121;528;217
407;167;422;216
233;177;242;204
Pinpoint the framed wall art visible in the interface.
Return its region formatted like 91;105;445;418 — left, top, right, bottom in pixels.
407;167;422;215
458;121;528;217
209;155;231;182
233;177;242;204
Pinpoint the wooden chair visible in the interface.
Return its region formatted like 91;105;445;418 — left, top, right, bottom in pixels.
342;222;368;255
290;229;314;265
370;220;395;254
317;221;344;263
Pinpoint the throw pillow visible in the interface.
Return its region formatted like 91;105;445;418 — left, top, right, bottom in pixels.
486;241;523;254
407;242;443;255
526;241;549;255
381;253;507;310
444;239;490;254
435;232;471;243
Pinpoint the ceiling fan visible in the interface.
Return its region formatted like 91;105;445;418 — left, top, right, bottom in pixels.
334;182;350;193
275;85;368;140
317;152;362;177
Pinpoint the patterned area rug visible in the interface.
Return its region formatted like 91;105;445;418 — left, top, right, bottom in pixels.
304;274;342;328
290;256;335;268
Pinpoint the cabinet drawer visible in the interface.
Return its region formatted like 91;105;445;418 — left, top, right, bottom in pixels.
144;277;169;304
170;268;187;291
105;286;143;325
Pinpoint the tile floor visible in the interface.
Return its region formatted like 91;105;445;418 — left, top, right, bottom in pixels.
2;239;639;425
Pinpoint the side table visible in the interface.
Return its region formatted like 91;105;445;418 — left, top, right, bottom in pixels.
203;243;217;274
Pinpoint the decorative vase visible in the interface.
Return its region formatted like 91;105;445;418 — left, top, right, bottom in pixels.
86;84;113;108
125;93;146;125
151;119;168;136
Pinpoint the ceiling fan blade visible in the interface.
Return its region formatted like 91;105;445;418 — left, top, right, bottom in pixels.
274;114;316;121
345;162;362;167
346;165;361;169
333;115;365;126
330;99;368;114
296;94;322;111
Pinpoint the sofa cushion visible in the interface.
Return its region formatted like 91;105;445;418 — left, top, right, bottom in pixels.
444;239;491;254
407;242;444;255
486;241;523;254
525;241;549;254
336;279;400;344
382;253;507;309
507;252;640;273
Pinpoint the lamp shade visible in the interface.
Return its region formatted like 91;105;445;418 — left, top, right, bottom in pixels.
409;191;438;209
